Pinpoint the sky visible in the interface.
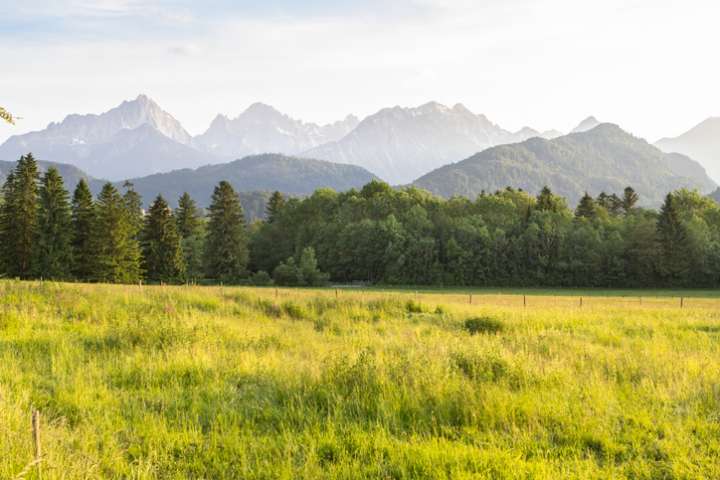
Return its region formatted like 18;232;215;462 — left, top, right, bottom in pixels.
1;0;719;143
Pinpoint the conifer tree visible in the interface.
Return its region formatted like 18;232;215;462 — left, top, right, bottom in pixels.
1;154;40;278
71;179;96;280
575;192;597;219
622;187;639;214
535;186;566;213
175;192;204;281
36;168;72;279
656;192;689;283
204;181;248;282
176;192;201;238
94;183;142;283
266;191;285;222
0;170;17;276
142;195;185;282
122;181;144;240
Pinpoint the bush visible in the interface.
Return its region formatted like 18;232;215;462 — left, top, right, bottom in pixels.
282;301;307;319
250;270;273;286
405;300;424;313
463;316;503;335
273;248;330;287
273;258;303;286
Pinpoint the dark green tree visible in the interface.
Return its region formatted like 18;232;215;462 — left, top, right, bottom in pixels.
142;195;185;283
1;154;40;278
71;179;97;280
204;181;249;282
122;181;144;240
575;192;597;219
175;192;201;238
94;183;143;283
36;168;72;279
656;193;689;283
266;191;286;222
622;187;639;214
175;192;204;281
536;186;567;213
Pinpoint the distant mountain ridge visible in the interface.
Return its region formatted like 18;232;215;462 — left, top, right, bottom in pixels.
656;117;720;183
122;153;377;209
0;95;213;180
413;123;716;207
193;102;359;159
0;96;563;183
302;101;560;184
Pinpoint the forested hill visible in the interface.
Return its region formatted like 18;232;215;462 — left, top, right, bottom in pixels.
413;124;716;206
121;153;377;208
0;159;105;193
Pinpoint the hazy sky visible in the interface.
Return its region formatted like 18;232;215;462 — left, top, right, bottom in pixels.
1;0;719;143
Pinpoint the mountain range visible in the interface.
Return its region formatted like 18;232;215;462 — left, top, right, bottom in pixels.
122;153;376;209
413;123;716;206
0;95;564;182
303;102;563;184
656;117;720;184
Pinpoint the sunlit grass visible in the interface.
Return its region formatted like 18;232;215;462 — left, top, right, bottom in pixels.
1;280;719;478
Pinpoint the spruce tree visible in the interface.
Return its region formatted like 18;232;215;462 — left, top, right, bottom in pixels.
71;179;96;280
0;170;17;276
656;192;689;283
575;192;597;219
622;187;639;214
122;181;144;240
204;181;248;282
36;168;72;279
266;191;285;222
175;192;204;281
2;154;40;278
175;192;201;238
142;195;185;283
94;183;143;283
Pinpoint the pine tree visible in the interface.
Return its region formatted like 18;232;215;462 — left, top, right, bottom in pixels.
0;170;17;276
656;192;689;283
535;186;566;213
71;179;96;280
266;191;285;222
36;168;73;279
204;181;248;282
94;183;143;283
575;192;597;219
176;192;201;239
122;181;144;240
622;187;639;214
1;154;40;278
175;192;204;281
142;195;185;283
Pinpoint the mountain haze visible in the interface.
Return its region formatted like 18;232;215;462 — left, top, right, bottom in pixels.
413;124;716;206
193;103;358;159
303;102;559;184
655;117;720;183
123;154;377;209
0;95;211;180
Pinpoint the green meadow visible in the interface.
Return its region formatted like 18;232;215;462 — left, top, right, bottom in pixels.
1;281;719;479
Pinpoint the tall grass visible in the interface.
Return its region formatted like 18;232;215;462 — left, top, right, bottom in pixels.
1;281;719;478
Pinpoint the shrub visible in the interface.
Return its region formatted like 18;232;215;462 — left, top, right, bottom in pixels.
405;299;424;313
273;258;303;286
250;270;273;286
463;316;503;335
282;300;307;319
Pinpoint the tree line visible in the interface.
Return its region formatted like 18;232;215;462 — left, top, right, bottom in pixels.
2;153;719;288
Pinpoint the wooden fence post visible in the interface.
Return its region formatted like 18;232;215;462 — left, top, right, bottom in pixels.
580;297;583;308
680;297;684;309
523;295;527;308
32;410;41;479
469;293;473;305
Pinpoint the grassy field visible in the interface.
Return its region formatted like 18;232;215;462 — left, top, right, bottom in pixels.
1;281;719;479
